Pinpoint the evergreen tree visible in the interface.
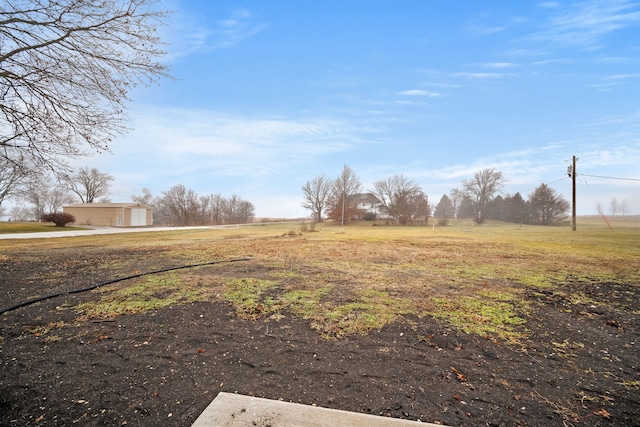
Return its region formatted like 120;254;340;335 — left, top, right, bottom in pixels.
434;194;454;225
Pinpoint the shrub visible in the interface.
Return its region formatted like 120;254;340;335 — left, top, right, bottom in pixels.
300;220;317;233
42;212;75;227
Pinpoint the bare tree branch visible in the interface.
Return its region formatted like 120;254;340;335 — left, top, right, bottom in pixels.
0;0;170;173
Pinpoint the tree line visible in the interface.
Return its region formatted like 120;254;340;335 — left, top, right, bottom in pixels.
132;186;255;226
1;166;115;221
1;164;255;226
302;166;573;226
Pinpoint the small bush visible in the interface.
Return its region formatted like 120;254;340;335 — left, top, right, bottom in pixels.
300;220;317;233
363;212;377;221
42;212;75;227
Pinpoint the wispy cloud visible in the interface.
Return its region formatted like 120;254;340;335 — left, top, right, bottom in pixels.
453;72;515;79
463;16;527;36
397;89;441;97
478;62;521;69
165;9;267;59
110;105;381;192
532;0;640;49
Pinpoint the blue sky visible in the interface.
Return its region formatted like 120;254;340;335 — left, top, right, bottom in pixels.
78;0;640;218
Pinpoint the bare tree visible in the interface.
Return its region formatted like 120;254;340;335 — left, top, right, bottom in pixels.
63;167;114;203
620;199;629;216
203;193;224;225
449;188;463;219
18;175;75;220
330;165;362;226
131;188;154;205
222;194;255;224
0;0;170;173
158;184;199;226
9;206;31;221
528;183;569;225
609;198;618;216
370;174;422;225
462;168;505;225
302;175;333;222
0;158;26;209
154;187;254;226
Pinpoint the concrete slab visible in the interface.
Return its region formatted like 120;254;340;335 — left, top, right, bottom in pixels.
192;392;446;427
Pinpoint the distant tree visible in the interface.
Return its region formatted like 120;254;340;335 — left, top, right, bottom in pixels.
406;190;430;225
222;194;255;224
609;198;618;216
434;194;454;226
19;176;76;221
457;195;475;220
528;183;570;225
329;165;362;225
462;168;505;225
132;188;155;205
302;175;333;222
158;184;199;226
154;186;254;226
0;0;170;174
10;206;32;221
50;188;76;211
502;193;529;224
63;167;114;203
486;195;505;221
371;174;422;225
620;199;629;216
202;193;225;225
449;188;463;219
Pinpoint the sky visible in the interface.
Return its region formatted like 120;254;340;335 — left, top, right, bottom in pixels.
77;0;640;218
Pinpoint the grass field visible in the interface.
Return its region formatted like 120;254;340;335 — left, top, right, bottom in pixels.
2;216;638;342
0;221;87;233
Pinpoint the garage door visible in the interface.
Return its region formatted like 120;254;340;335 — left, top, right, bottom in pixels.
130;208;147;226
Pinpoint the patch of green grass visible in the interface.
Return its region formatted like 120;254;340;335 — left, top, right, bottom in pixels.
282;288;331;317
317;289;413;337
75;274;212;319
430;296;527;342
221;280;411;338
222;278;279;319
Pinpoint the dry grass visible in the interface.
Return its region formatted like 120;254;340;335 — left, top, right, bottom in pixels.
2;218;638;341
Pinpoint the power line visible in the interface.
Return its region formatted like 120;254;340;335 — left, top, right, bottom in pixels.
516;176;569;195
580;173;640;182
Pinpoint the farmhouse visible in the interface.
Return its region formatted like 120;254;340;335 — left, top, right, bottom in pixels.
63;203;153;227
352;193;383;220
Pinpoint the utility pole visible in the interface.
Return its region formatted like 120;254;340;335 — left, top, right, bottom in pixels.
568;155;577;231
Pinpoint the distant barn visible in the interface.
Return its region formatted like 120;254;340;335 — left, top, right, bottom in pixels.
63;203;153;227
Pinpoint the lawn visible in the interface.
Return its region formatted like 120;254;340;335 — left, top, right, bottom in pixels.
0;221;88;233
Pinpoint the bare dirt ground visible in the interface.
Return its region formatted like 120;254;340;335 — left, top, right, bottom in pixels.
1;237;638;426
